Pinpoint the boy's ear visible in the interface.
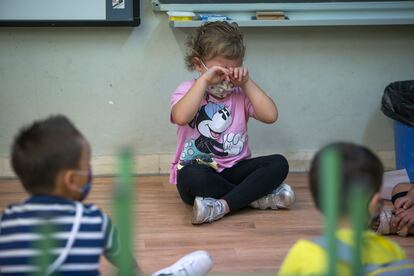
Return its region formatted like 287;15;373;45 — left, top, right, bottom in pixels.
61;170;77;192
368;192;382;217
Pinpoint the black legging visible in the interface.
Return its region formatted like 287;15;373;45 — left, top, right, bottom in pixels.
176;154;289;211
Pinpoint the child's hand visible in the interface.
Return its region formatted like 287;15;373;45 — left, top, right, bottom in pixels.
394;195;414;210
229;67;249;86
392;205;414;230
201;66;230;85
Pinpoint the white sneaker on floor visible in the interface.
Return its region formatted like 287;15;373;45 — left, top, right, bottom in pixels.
151;250;213;276
250;183;295;210
192;197;226;224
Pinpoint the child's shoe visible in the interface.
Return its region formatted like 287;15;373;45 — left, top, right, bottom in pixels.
250;183;295;210
192;197;226;224
151;250;213;276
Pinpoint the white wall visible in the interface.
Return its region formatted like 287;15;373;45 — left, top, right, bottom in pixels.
1;1;414;176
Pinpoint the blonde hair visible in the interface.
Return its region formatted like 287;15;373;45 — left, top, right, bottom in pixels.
185;21;245;71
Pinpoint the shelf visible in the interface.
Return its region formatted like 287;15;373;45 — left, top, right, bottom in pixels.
153;1;414;12
170;17;414;27
154;1;414;27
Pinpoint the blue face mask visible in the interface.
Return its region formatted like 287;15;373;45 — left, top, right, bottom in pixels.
78;167;93;201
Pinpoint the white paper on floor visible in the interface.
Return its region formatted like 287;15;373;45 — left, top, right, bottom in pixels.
380;169;411;200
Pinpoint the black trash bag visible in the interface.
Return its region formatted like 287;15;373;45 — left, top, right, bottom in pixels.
381;80;414;127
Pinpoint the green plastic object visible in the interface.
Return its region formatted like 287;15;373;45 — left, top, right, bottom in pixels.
32;222;55;276
350;184;369;276
114;148;135;275
320;148;340;276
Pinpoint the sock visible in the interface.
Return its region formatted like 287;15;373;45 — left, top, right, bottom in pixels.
219;199;230;214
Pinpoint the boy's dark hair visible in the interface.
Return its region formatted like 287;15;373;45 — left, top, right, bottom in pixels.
185;21;245;71
309;142;383;216
11;115;85;194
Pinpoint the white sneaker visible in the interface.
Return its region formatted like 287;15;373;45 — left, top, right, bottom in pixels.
151;250;213;276
192;197;226;225
250;183;295;210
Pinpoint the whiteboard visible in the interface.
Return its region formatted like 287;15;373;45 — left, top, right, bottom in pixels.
0;0;140;26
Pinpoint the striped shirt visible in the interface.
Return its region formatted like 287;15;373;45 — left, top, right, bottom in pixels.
0;195;120;275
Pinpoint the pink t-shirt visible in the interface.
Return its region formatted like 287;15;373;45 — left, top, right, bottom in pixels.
169;80;255;184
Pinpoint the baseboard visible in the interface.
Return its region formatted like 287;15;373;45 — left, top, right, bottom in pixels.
0;150;396;178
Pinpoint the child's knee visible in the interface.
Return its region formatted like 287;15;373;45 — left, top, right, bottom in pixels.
279;155;289;174
176;183;195;205
269;154;289;177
